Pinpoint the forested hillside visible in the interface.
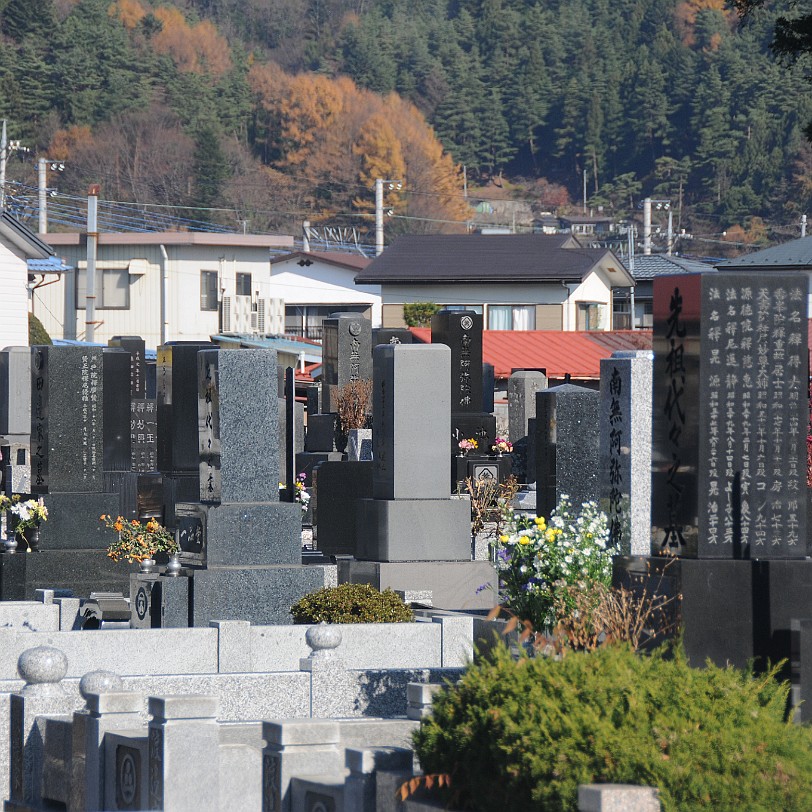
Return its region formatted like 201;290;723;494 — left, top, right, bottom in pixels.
0;0;810;242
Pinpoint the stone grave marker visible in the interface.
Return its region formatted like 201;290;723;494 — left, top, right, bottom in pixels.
534;383;600;518
321;313;372;414
507;369;548;483
651;273;808;558
599;351;652;556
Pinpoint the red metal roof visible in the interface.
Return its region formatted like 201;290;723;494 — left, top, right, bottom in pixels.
410;328;653;380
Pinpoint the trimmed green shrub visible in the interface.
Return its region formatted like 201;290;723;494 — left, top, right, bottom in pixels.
28;313;52;345
402;302;439;327
290;583;413;623
413;642;812;811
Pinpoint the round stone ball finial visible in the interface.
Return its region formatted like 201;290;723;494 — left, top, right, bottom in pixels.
79;670;125;700
305;622;342;655
17;646;68;694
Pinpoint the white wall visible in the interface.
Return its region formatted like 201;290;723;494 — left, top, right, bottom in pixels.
381;282;567;308
34;243;278;349
0;242;29;348
271;257;382;326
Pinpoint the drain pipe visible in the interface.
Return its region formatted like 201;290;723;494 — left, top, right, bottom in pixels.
160;244;169;345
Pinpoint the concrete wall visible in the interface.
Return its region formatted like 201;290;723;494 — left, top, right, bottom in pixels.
0;241;29;349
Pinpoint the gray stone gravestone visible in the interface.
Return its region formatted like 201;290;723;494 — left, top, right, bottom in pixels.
599;351;652;556
507;370;548;483
651;273;808;558
0;346;31;444
534;383;600;518
347;344;496;609
173;348;328;626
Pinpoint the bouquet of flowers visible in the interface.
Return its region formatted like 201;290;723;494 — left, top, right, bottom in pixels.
492;437;513;454
458;438;478;452
294;472;311;512
10;498;48;536
101;514;178;563
492;495;611;631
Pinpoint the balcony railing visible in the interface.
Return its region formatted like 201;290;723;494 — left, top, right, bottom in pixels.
285;325;324;341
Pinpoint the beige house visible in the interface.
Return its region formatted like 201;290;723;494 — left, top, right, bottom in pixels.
35;231;294;350
355;234;634;331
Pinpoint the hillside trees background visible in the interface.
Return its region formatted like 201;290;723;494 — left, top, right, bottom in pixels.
0;0;810;239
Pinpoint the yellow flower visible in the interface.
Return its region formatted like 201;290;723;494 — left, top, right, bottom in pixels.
519;537;531;545
534;516;546;528
499;534;509;543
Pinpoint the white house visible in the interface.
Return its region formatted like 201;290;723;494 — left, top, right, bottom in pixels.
355;233;634;331
0;212;61;349
270;249;378;339
35;231;294;350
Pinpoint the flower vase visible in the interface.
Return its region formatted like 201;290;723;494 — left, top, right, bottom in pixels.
495;451;503;458
3;531;17;554
139;558;156;574
165;553;183;577
21;526;41;552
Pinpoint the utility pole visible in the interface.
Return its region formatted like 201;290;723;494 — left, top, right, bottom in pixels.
374;178;402;256
802;214;807;238
642;197;652;255
0;121;6;211
583;169;587;214
37;157;66;234
667;209;673;255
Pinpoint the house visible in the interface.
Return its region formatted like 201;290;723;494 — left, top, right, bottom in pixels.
0;212;67;348
557;214;616;237
354;234;635;331
620;254;716;329
716;236;812;314
35;231;294;350
269;250;378;340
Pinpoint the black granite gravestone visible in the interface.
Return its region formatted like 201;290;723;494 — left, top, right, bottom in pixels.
431;310;483;413
312;461;374;556
482;363;495;414
372;328;413;348
534;383;600;518
102;348;132;473
156;341;216;476
321;313;372;413
651;273;808;559
109;336;147;399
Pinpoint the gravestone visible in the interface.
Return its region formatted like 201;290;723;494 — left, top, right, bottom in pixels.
172;348;328;626
156;341;216;522
321;314;372;414
507;370;547;483
430;310;497;484
534;383;600;518
372;328;413;347
347;344;496;609
599;351;652;556
482;363;495;414
613;272;812;678
651;273;808;559
0;346;31;444
312;461;374;556
2;346;127;600
102;348;132;473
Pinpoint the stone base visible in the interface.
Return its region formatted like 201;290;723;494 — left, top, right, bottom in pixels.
130;572;190;628
355;497;471;562
452;454;512;492
33;492;121;550
0;549;132;601
613;556;812;676
175;500;302;566
190;565;330;626
313;462;374;557
296;451;345;486
338;560;498;612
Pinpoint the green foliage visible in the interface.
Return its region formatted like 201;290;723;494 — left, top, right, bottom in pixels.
290;583;414;624
414;642;812;811
28;313;51;346
402;302;438;327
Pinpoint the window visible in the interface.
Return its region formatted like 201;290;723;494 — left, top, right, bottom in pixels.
442;305;483;314
236;272;252;296
487;305;535;330
285;304;370;339
75;268;129;310
577;302;604;331
201;271;218;311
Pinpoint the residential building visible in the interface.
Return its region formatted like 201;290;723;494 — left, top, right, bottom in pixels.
270;250;378;340
35;231;294;350
0;212;67;348
355;234;634;331
620;254;716;329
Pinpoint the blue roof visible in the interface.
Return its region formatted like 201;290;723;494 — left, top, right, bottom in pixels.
716;236;812;269
27;256;72;273
53;339;156;361
622;254;716;281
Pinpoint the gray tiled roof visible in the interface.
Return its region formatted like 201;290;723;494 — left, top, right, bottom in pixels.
716;237;812;268
622;254;716;281
354;234;625;284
